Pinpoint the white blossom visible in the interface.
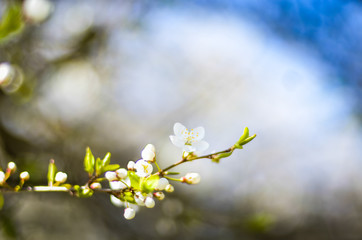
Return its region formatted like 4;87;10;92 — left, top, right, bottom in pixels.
7;162;16;172
141;144;156;161
0;171;5;183
109;181;127;190
145;197;155;208
23;0;53;23
55;172;67;183
169;122;209;153
156;178;169;190
0;63;15;86
124;207;135;220
154;192;165;200
116;168;128;179
127;161;135;170
134;192;145;206
165;184;174;192
110;195;124;207
183;173;201;184
20;171;30;181
134;159;153;178
105;171;118;181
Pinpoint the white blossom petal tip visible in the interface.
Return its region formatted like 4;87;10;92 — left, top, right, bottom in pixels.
170;122;209;153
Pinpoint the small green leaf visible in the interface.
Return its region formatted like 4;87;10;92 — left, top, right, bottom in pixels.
237;127;249;144
95;157;102;176
102;152;111;168
103;164;120;172
84;147;95;176
128;171;141;189
165;172;180;175
0;193;4;209
47;159;57;186
0;3;25;43
212;151;233;163
141;175;160;194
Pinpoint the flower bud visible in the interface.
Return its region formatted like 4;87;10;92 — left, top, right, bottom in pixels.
55;172;67;183
20;171;30;181
116;168;128;179
154;191;165;200
141;144;156;161
182;173;201;184
90;182;102;190
127;161;135;170
145;197;155;208
109;181;127;190
134;192;145;206
156;177;169;190
124;207;136;220
23;0;53;23
165;184;174;193
105;171;118;181
110;195;124;207
0;63;15;86
0;171;5;183
7;162;17;173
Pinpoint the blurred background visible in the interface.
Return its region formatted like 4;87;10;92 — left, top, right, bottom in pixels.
0;0;362;239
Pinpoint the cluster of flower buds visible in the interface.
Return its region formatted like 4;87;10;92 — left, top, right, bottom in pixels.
0;162;30;190
102;144;178;220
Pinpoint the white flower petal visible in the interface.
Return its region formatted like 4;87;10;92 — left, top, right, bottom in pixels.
192;140;209;152
183;145;195;153
170;135;185;148
191;127;205;141
173;122;186;137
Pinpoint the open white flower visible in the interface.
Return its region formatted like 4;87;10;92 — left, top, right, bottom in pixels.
135;159;153;177
169;122;209;152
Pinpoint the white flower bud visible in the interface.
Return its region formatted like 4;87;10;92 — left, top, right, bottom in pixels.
90;182;102;189
110;195;124;207
109;181;127;190
154;192;165;200
105;171;118;181
124;207;135;220
0;171;5;183
7;162;17;173
145;197;155;208
115;168;128;179
141;144;156;161
183;173;201;184
156;177;169;190
0;63;15;86
55;172;67;183
23;0;53;23
127;161;135;170
20;171;30;181
134;192;145;206
165;184;174;193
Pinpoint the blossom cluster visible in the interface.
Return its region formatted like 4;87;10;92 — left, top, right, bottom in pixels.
0;122;256;221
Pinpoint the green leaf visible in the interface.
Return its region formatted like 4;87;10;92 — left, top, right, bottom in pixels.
95;158;102;176
47;159;57;186
84;147;95;176
236;127;249;144
103;164;120;172
0;193;4;209
141;175;160;194
128;171;140;189
212;151;233;163
0;3;25;43
165;172;180;175
102;152;111;168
